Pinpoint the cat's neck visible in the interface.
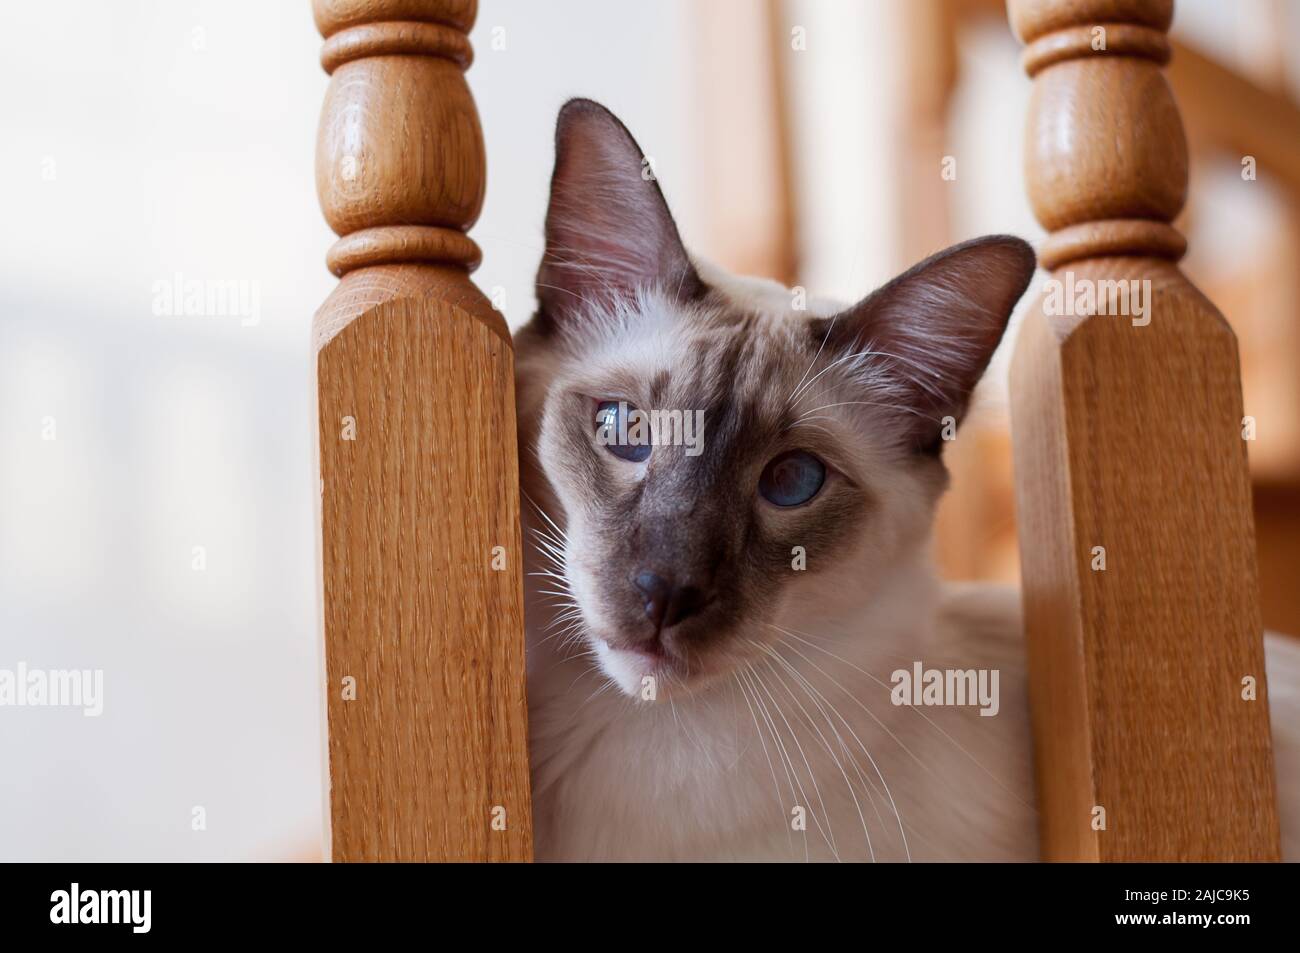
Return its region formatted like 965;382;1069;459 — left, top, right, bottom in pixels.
523;538;944;861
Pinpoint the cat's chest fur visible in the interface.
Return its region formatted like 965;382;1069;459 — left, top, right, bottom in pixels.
526;582;1040;862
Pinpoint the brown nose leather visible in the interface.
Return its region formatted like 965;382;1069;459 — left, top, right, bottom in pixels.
634;571;710;632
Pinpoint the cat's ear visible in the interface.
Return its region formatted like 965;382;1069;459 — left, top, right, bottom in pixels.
810;236;1036;453
535;99;701;329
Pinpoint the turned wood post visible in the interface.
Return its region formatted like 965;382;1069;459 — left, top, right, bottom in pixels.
312;0;532;861
1007;0;1279;860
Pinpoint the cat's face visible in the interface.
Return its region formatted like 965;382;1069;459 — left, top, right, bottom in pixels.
516;99;1034;699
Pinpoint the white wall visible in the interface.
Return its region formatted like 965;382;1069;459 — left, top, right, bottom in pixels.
0;0;696;861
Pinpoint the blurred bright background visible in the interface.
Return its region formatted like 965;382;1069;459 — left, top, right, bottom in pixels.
1;0;1297;860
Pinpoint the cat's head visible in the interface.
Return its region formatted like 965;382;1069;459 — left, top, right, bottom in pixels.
516;99;1034;699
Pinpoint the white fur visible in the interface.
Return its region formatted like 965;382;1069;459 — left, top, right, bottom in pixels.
530;571;1300;862
523;267;1300;862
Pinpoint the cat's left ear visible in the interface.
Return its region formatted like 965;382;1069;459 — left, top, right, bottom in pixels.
535;99;701;330
810;236;1036;452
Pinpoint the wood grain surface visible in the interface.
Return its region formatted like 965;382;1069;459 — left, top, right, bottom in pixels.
312;0;533;861
1006;0;1280;860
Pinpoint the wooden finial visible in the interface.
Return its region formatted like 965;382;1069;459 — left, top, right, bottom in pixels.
311;0;533;862
312;0;503;349
1007;0;1279;862
1010;0;1187;269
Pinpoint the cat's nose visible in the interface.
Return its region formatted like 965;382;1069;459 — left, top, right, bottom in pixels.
633;571;710;632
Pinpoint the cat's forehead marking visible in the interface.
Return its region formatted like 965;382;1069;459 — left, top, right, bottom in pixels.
651;313;810;466
588;288;839;442
687;310;807;408
648;368;672;405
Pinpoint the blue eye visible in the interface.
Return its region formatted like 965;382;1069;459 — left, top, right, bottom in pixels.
759;450;825;506
595;400;652;463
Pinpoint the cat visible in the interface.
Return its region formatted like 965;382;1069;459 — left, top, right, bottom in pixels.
514;98;1300;862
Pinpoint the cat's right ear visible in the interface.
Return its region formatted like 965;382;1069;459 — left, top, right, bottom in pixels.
535;99;701;331
808;236;1036;453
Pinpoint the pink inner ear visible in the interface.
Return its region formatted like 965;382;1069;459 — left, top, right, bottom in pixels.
537;100;699;322
818;236;1036;446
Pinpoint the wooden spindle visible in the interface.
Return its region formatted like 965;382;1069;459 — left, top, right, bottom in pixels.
312;0;532;861
1007;0;1279;860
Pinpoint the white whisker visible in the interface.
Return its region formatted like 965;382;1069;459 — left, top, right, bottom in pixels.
773;623;1032;811
738;666;808;862
747;665;841;861
754;645;873;862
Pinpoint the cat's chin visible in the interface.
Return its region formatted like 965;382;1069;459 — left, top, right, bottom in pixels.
592;637;671;698
590;635;738;700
